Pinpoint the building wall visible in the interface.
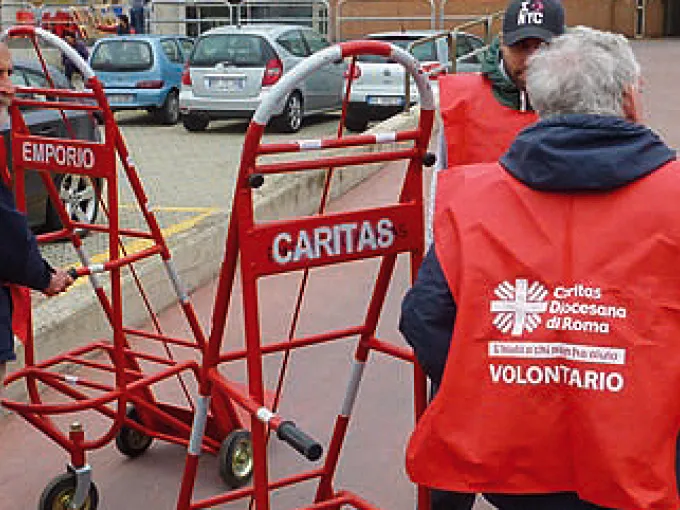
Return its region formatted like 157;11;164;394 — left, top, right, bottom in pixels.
332;0;666;40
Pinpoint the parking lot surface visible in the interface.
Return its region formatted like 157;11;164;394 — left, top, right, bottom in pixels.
2;39;680;510
40;110;345;270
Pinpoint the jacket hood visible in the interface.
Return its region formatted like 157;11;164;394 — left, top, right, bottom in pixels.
500;114;675;191
481;37;532;111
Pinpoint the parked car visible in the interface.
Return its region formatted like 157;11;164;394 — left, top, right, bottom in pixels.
89;35;194;125
343;30;485;132
180;24;345;133
4;59;101;232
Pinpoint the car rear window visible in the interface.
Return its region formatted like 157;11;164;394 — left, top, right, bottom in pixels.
358;38;437;63
91;41;154;71
190;34;273;67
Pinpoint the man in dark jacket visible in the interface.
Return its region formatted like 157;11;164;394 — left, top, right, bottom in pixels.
62;30;89;85
402;26;677;509
0;42;73;395
436;0;565;170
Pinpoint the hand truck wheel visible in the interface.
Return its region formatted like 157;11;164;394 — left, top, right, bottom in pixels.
115;406;153;458
38;472;99;510
218;429;253;488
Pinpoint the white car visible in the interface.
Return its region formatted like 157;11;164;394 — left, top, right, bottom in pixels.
179;24;345;133
344;30;485;132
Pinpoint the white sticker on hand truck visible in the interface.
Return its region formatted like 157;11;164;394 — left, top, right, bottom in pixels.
22;142;95;169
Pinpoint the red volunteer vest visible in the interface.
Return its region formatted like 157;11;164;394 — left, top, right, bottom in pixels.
406;160;680;510
439;73;537;166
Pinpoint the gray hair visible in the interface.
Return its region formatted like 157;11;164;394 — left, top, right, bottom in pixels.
526;26;640;118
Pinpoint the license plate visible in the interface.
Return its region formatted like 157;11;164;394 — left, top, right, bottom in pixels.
367;96;404;106
206;77;245;91
107;94;134;104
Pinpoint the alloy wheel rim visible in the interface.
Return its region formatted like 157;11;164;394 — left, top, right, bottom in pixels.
59;175;96;223
288;96;301;130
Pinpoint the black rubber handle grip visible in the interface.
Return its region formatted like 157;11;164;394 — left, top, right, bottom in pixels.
276;421;323;461
422;152;436;167
67;268;80;280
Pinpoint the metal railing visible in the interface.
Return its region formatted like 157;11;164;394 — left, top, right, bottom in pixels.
403;11;503;112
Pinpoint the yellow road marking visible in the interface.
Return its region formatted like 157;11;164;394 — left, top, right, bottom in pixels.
70;206;220;288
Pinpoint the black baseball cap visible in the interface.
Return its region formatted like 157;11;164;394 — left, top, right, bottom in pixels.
503;0;565;46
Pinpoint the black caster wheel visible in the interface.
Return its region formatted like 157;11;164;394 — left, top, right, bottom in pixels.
38;472;99;510
115;406;153;458
219;429;253;488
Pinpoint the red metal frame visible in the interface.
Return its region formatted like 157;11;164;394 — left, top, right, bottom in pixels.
175;40;434;510
0;25;241;487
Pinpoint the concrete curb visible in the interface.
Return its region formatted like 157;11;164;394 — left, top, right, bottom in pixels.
2;108;436;411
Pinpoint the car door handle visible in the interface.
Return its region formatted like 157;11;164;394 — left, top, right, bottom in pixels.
35;126;58;137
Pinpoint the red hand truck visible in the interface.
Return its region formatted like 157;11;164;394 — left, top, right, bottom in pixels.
174;40;435;510
0;26;245;510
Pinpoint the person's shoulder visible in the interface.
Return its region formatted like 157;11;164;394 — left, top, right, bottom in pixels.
438;72;488;109
438;72;484;90
438;161;503;188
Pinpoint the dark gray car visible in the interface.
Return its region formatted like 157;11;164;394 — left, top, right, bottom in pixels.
4;59;101;232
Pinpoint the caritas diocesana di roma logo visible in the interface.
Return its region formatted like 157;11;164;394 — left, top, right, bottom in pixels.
490;278;627;337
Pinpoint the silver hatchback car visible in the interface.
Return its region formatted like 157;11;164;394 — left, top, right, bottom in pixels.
179;24;345;133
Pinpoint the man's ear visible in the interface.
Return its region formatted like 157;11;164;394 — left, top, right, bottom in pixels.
622;84;640;123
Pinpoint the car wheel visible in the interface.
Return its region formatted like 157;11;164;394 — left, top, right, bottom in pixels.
45;174;101;233
273;92;303;133
344;112;369;132
182;113;210;132
154;90;180;125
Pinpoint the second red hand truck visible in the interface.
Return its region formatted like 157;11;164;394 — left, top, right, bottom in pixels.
0;26;248;510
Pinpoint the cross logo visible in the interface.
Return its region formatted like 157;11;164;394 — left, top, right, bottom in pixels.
490;279;549;336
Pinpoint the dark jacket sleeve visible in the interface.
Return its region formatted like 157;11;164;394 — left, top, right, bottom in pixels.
0;183;52;290
399;245;456;386
76;42;89;61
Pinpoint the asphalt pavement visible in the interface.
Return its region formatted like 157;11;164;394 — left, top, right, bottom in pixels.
1;38;679;510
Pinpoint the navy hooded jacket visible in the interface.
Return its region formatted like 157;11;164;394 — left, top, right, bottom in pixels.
0;182;52;362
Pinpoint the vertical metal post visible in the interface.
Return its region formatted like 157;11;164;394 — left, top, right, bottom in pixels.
635;0;646;38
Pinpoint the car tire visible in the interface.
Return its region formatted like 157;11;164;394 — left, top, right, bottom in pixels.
45;174;101;234
154;89;180;125
182;113;210;132
344;112;369;132
272;92;303;133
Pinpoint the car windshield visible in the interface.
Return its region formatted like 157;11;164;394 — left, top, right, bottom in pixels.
190;34;271;67
358;37;437;63
90;41;154;71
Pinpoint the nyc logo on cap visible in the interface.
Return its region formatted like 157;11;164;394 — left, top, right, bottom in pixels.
517;0;545;25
